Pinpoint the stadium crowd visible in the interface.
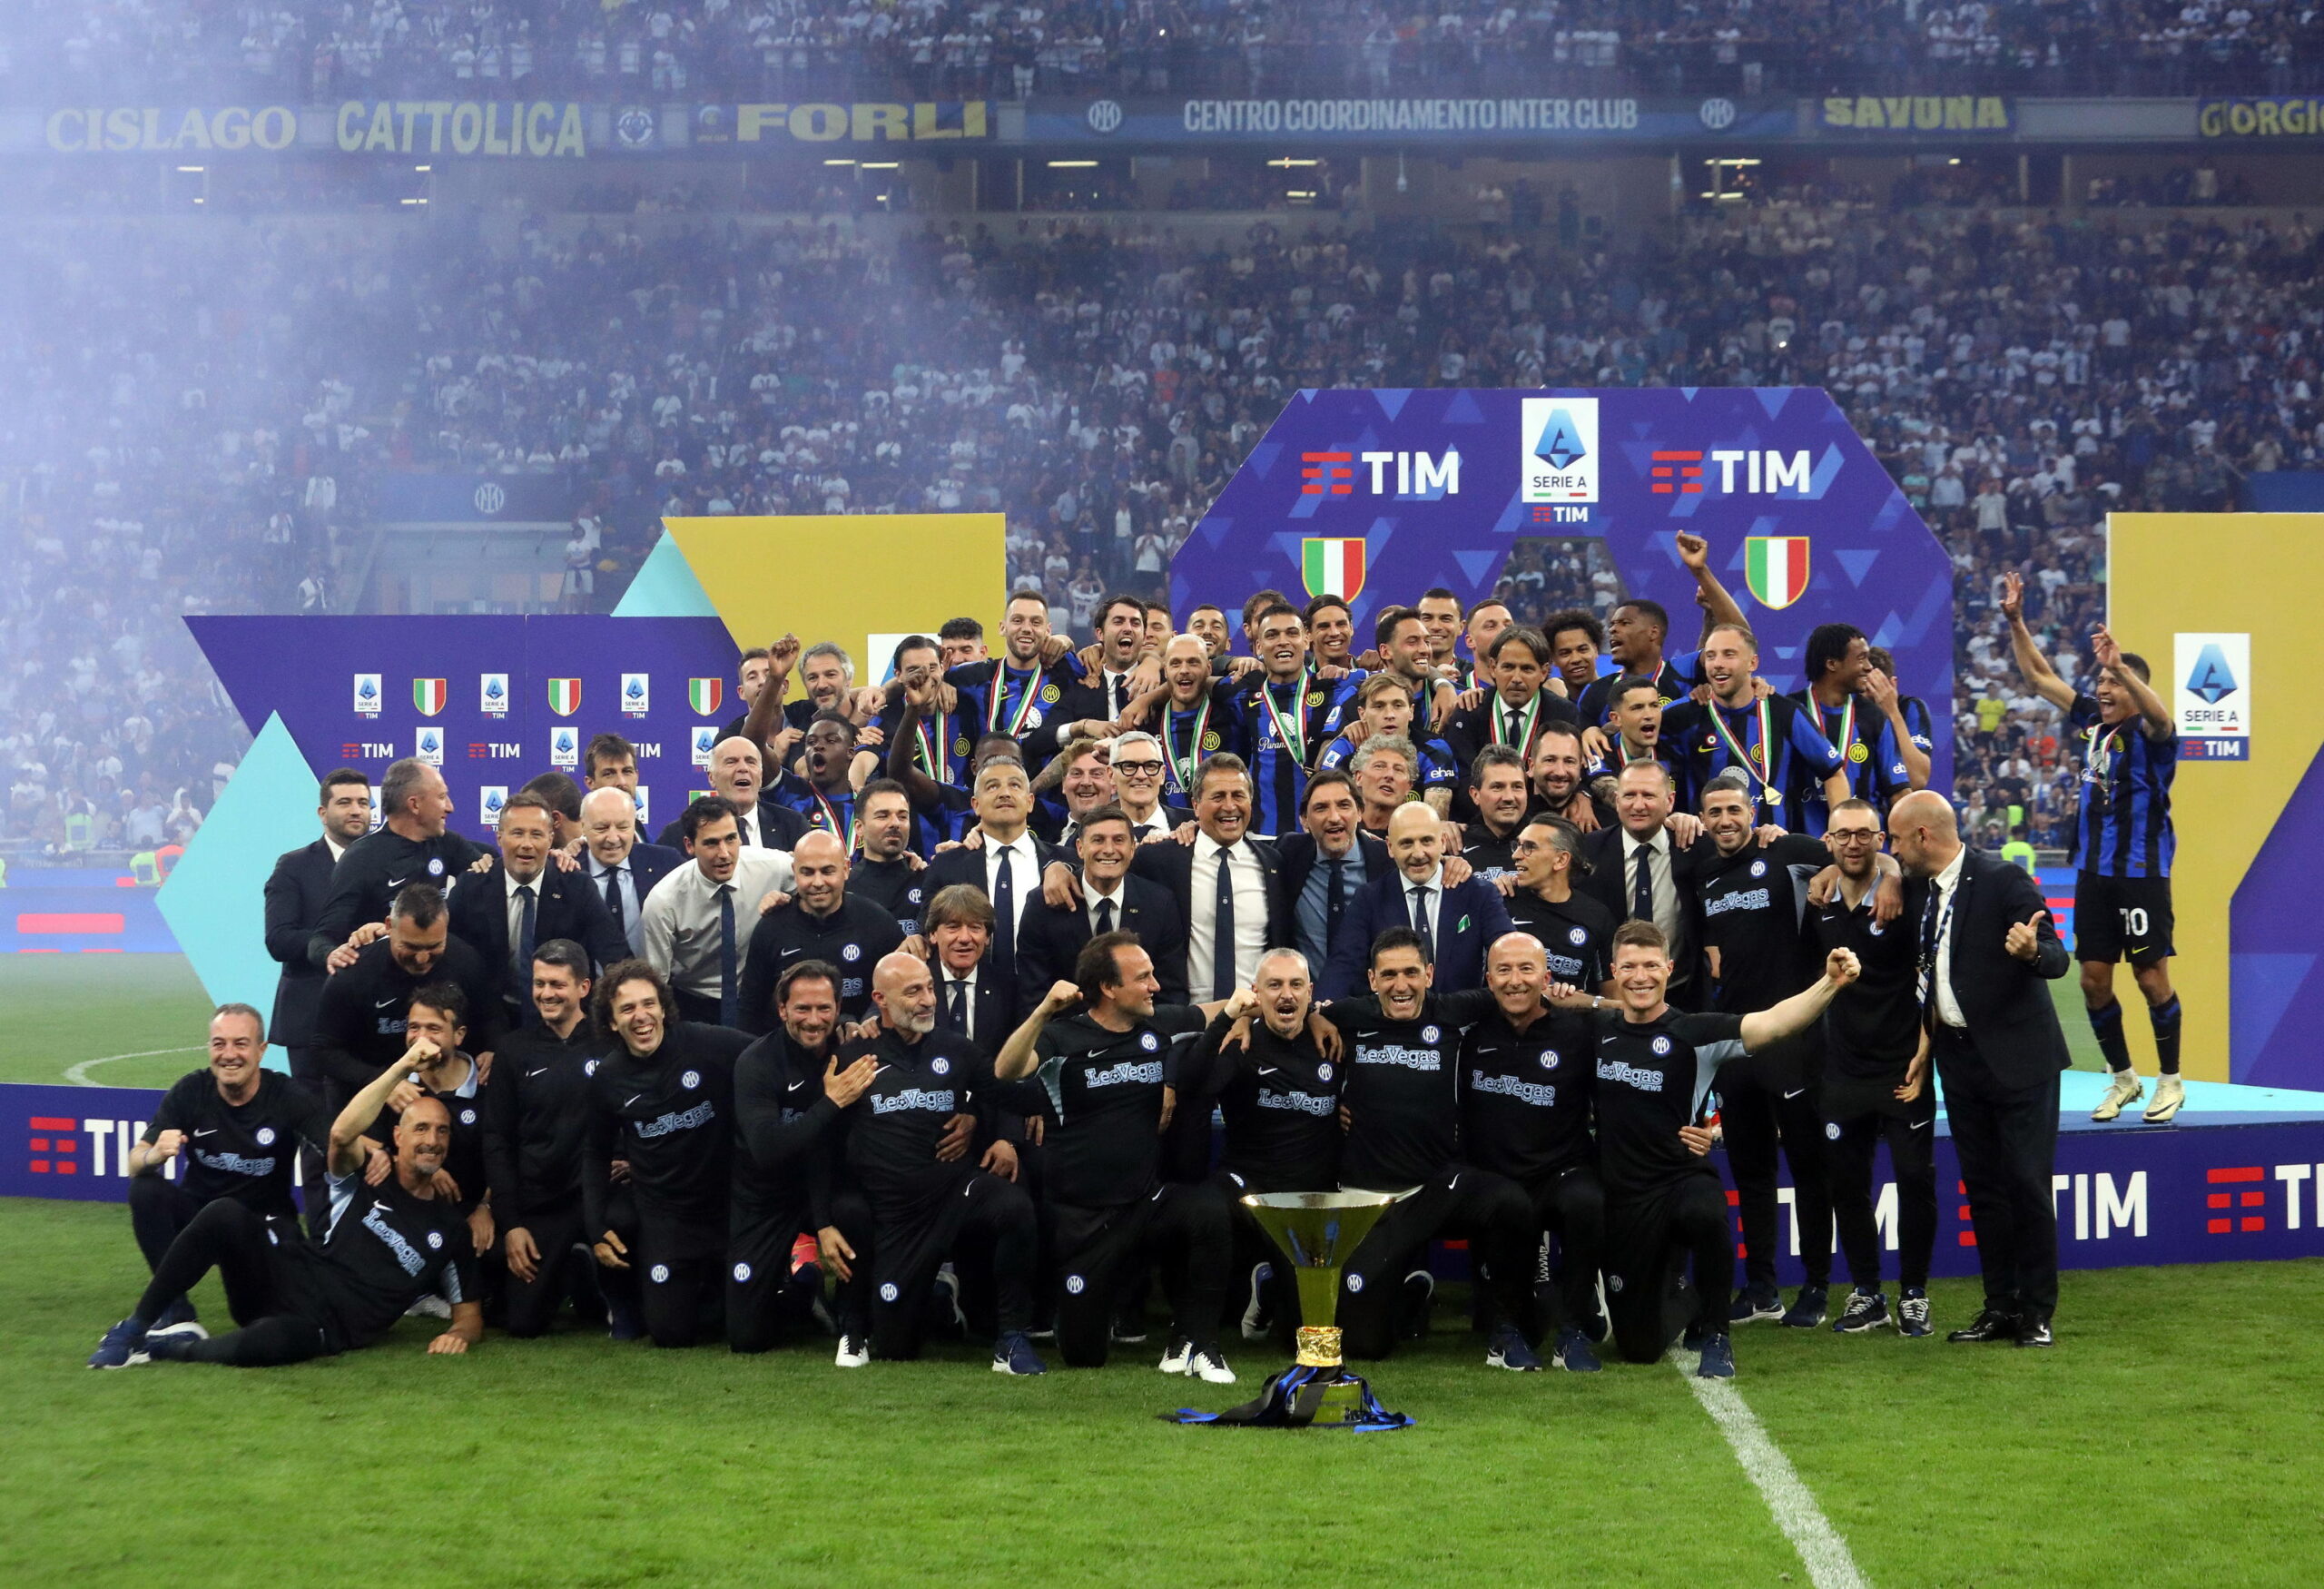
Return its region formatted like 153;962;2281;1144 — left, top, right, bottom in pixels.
12;0;2324;104
86;527;2181;1382
4;194;2309;864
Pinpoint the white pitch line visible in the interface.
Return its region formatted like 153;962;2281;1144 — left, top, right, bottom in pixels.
62;1047;202;1088
1671;1350;1870;1589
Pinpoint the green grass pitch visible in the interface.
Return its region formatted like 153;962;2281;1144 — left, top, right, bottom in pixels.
2;957;2313;1587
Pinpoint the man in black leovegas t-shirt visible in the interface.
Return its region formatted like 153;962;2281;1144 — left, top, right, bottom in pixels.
123;1003;333;1337
1314;927;1541;1372
88;1032;483;1369
481;941;606;1338
997;933;1238;1382
581;961;752;1349
818;951;1045;1375
1693;771;1852;1328
1184;947;1345;1344
1811;798;1938;1337
1591;920;1857;1379
1457;933;1606;1372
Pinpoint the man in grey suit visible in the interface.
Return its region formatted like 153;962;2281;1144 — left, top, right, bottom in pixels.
1887;790;2073;1348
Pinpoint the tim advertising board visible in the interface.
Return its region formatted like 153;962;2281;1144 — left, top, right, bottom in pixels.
11;1081;2319;1282
186;615;736;844
1171;387;1955;785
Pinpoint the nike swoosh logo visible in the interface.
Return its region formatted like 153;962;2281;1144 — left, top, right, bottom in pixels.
625;1094;645;1109
527;1068;547;1079
1783;1088;1807;1100
374;997;399;1009
192;1129;218;1138
1915;1117;1935;1130
1256;1067;1280;1077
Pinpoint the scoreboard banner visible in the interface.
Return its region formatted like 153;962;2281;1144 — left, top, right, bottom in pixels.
12;1081;2319;1281
187;615;736;844
1170;386;1955;787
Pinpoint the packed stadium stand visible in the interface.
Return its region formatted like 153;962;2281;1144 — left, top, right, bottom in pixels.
4;15;2321;865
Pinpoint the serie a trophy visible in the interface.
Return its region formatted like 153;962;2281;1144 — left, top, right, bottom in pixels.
1167;1191;1413;1430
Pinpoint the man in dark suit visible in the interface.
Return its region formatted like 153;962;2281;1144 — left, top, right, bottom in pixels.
922;883;1017;1051
1127;754;1290;1002
1888;789;2073;1347
446;793;627;1025
1575;760;1712;1006
654;735;809;853
1015;805;1187;1012
1276;769;1389;977
920;760;1062;1000
578;785;683;962
264;769;374;1103
1322;802;1514;998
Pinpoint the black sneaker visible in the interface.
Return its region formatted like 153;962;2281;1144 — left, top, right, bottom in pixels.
1781;1283;1829;1329
1896;1288;1933;1338
1728;1286;1783;1325
1832;1288;1889;1333
1696;1331;1736;1378
1239;1262;1274;1341
1946;1308;2021;1344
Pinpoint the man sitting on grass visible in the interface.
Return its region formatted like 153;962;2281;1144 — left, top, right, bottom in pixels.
87;1034;483;1368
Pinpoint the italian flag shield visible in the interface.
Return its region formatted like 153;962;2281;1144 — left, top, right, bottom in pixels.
411;677;446;716
689;677;724;716
547;677;583;716
1744;537;1810;609
1302;537;1367;600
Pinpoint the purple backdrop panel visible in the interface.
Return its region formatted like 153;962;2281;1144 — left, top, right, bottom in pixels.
187;615;737;844
2230;740;2324;1089
1171;386;1955;787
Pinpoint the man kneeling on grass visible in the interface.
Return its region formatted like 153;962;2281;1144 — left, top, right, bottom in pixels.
87;1036;482;1368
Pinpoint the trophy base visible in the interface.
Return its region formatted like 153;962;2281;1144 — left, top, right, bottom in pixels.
1163;1364;1413;1431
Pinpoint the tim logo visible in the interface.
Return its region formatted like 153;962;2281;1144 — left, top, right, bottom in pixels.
1521;397;1598;505
550;727;579;769
621;673;651;717
354;674;382;718
414;727;445;766
480;673;510;717
1300;451;1354;496
27;1115;78;1176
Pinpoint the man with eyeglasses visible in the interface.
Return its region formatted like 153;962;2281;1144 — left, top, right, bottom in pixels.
1812;798;1936;1338
1104;732;1191;843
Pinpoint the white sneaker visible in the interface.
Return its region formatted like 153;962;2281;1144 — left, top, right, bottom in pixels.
1186;1347;1236;1385
833;1332;871;1368
144;1320;210;1343
2142;1074;2185;1122
1158;1337;1193;1374
2090;1070;2143;1121
403;1294;451;1319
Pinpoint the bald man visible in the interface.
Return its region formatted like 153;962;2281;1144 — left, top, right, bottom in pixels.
1320;803;1514;999
90;1031;481;1368
579;785;684;960
814;952;1045;1373
1123;636;1247;811
1456;933;1607;1369
734;829;905;1032
1886;790;2071;1347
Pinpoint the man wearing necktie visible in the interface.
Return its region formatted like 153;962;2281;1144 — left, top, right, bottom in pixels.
446;793;626;1025
1280;770;1384;974
1576;761;1709;1007
579;786;683;962
639;798;795;1026
1887;791;2072;1349
921;762;1059;1006
1320;801;1513;999
922;883;1009;1050
1013;807;1188;1014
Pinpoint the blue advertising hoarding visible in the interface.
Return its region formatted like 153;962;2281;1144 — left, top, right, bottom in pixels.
1170;385;1956;788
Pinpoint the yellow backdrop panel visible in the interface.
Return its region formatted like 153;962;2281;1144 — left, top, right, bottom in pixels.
2108;512;2324;1082
665;514;1006;696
